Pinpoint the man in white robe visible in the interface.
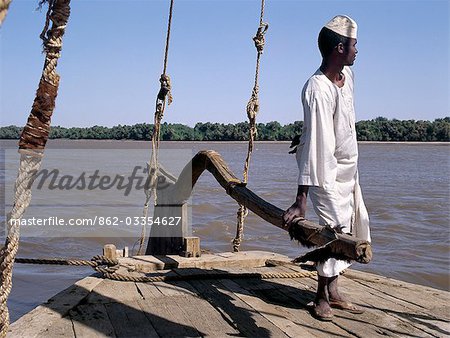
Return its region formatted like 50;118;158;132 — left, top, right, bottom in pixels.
283;15;370;321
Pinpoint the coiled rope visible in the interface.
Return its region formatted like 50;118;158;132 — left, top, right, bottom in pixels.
233;0;268;252
140;0;175;256
0;1;71;336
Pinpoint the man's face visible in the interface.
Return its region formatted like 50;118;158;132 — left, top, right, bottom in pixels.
343;38;358;66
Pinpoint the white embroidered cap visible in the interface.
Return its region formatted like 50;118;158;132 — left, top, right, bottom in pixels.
324;15;357;39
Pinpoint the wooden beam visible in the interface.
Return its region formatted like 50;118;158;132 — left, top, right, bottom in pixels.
152;150;371;264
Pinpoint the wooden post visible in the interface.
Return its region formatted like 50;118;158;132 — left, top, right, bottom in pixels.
115;247;129;258
145;169;192;256
182;237;201;257
146;203;189;255
103;244;117;260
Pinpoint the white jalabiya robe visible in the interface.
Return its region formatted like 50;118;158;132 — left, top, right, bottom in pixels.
296;66;371;277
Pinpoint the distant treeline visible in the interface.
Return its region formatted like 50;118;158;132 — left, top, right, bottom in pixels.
1;117;449;142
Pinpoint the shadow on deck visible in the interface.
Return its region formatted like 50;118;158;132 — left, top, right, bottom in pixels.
9;262;450;337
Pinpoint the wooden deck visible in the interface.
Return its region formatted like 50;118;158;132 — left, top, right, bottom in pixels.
9;251;450;337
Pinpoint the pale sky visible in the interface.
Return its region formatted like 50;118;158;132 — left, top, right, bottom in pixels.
1;0;449;127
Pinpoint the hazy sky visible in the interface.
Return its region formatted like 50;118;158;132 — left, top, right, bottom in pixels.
1;0;449;127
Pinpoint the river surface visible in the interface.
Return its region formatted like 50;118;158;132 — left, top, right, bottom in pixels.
1;140;449;322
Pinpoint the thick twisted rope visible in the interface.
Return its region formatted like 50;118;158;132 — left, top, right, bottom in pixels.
0;1;70;336
140;0;175;255
100;269;316;283
15;255;120;274
14;256;316;283
233;0;268;252
0;153;42;336
0;0;11;27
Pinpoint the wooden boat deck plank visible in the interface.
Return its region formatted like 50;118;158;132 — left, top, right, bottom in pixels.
224;266;394;338
70;303;116;338
186;277;290;337
135;281;165;299
140;275;241;335
343;269;450;320
254;286;354;337
160;291;241;336
285;263;450;313
9;252;450;338
175;265;330;336
221;266;353;337
278;265;447;337
136;278;240;336
271;274;421;337
338;272;450;336
130;251;290;272
104;301;159;338
219;277;342;338
153;280;199;297
137;295;203;337
336;276;448;337
8;275;103;338
35;316;75;338
86;279;143;305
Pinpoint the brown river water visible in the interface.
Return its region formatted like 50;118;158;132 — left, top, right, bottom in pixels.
1;140;449;322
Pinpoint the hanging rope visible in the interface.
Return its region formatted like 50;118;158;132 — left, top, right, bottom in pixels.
0;1;71;336
232;0;268;252
0;0;12;27
139;0;175;255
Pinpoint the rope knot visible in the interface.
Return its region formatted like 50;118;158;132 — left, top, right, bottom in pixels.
232;205;249;252
253;22;269;54
157;74;173;105
91;255;119;273
246;85;260;121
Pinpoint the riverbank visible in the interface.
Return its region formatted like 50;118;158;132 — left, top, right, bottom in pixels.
1;117;449;142
2;139;449;145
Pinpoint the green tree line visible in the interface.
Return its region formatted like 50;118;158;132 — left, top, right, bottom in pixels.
0;117;448;142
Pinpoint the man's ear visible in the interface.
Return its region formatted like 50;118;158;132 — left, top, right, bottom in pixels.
336;42;345;54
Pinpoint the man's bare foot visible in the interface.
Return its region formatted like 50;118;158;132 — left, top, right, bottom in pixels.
327;275;344;301
329;299;365;314
328;275;364;314
312;298;333;321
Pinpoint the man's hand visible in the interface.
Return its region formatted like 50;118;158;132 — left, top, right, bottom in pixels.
282;185;309;229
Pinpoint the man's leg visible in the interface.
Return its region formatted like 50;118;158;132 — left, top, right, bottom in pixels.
328;275;365;313
313;275;333;320
327;275;344;301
